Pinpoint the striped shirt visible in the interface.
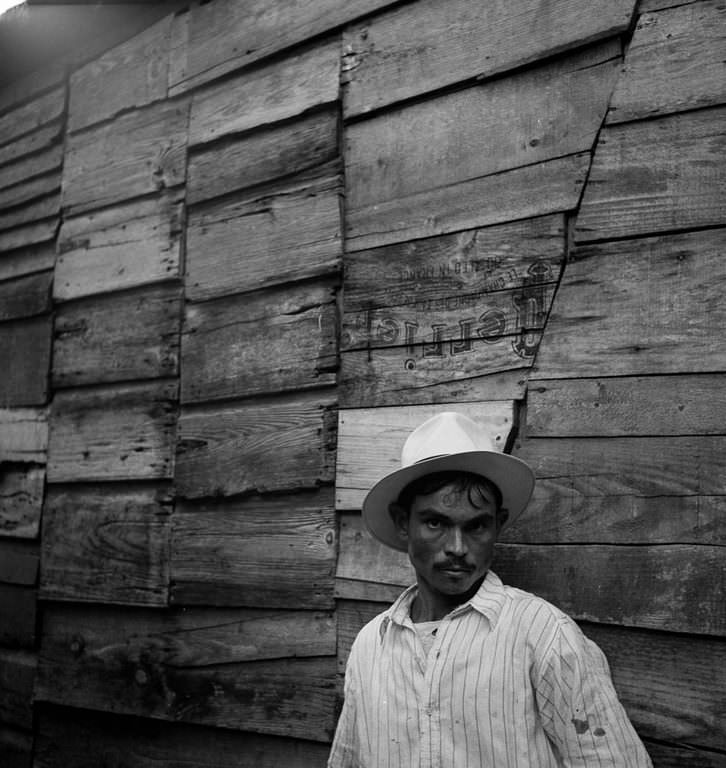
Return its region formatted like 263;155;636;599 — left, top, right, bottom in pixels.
328;571;652;768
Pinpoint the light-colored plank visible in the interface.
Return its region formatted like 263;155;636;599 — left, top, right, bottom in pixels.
181;281;336;403
343;0;636;116
186;172;341;301
55;192;183;300
346;40;620;211
346;152;590;252
0;408;47;463
175;391;335;499
0;219;57;253
0;648;35;730
47;381;178;483
575;107;726;241
0;242;56;283
0;316;52;406
171;489;336;608
533;229;726;377
40;485;171;607
607;0;726;124
336;401;516;510
188;39;339;146
0;270;52;321
0;144;63;192
53;284;181;388
0;122;62;168
0;87;65;147
187;106;338;204
0;466;44;539
62;100;189;215
0;193;60;232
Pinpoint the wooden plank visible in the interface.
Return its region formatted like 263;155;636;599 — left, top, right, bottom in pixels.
0;144;63;192
62;100;189;215
171;489;336;608
175;391;335;499
55;192;183;300
0;584;36;648
169;0;395;94
47;381;178;483
53;284;182;388
0;193;60;232
336;599;386;672
335;402;516;510
0;67;64;114
346;40;620;211
188;38;339;147
68;14;174;133
607;0;726;124
343;0;636;116
0;122;62;169
0;649;35;729
528;374;726;437
0;219;57;253
181;281;337;404
533;229;726;378
0;243;56;283
187;106;338;204
0;316;52;406
36;605;337;741
575;107;726;242
186;172;341;301
346;152;590;252
0;723;32;768
0;87;65;147
0;408;47;463
0;270;52;321
643;741;726;768
0;466;44;539
40;485;171;607
0;173;60;212
0;540;38;586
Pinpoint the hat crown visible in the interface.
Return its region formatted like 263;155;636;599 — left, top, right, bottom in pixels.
401;411;497;467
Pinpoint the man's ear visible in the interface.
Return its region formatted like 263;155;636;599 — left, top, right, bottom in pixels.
389;502;409;542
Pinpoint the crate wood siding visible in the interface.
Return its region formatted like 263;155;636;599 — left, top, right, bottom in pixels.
0;145;63;197
0;175;61;213
175;392;335;499
182;282;336;404
47;381;177;483
0;243;56;284
607;0;726;124
0;87;65;148
55;193;184;301
0;540;39;587
171;489;336;609
336;402;515;510
343;0;636;116
0;220;58;254
0;316;52;406
0;271;52;322
532;229;726;378
0;467;44;539
0;123;63;169
40;485;171;607
53;285;182;388
0;648;35;729
35;605;337;741
0;194;61;233
575;107;726;242
186;173;341;302
0;408;47;463
0;584;36;648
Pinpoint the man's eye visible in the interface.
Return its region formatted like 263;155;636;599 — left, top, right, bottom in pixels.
426;519;442;529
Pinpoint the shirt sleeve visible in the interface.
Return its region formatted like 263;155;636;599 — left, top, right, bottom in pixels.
534;616;653;768
327;646;361;768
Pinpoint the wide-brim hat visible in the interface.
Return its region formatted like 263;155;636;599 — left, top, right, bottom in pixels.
362;411;535;552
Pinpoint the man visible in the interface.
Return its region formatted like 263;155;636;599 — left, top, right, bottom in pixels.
328;411;652;767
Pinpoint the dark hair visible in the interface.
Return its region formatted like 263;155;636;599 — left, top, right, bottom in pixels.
395;471;504;516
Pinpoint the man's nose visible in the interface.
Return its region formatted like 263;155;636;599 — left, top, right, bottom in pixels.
444;526;467;556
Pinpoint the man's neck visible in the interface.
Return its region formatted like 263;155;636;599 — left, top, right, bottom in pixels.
410;576;485;622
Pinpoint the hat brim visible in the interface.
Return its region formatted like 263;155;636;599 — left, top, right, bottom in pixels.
361;451;535;552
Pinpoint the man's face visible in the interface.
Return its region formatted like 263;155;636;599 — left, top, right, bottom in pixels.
395;479;502;605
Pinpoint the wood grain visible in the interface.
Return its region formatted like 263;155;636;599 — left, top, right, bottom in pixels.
171;489;336;608
643;741;726;768
0;193;60;232
0;466;44;539
0;270;52;321
0;540;38;586
0;122;62;169
0;243;55;283
0;219;57;253
0;87;65;147
0;648;35;729
0;316;52;406
0;144;63;193
40;485;171;607
0;173;60;212
47;381;178;483
181;281;336;404
0;407;47;463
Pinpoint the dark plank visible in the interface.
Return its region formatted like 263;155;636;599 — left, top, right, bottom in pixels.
0;540;38;586
0;144;63;194
171;489;335;608
0;67;64;113
534;229;726;378
0;270;52;321
575;107;726;242
607;0;726;124
0;242;55;283
0;219;57;253
186;172;341;301
0;466;44;539
0;584;36;648
336;599;386;673
36;604;337;741
0;407;47;463
0;193;60;232
0;723;32;768
343;0;635;116
0;648;35;729
0;316;52;407
0;86;65;147
0;173;60;212
181;281;336;404
47;380;178;483
53;284;182;388
40;485;171;607
0;122;62;169
175;391;335;499
644;741;726;768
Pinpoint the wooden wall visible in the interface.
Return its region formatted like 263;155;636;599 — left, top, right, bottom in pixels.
0;1;723;766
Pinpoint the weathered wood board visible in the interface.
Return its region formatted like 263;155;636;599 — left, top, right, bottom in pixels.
47;381;178;482
186;173;341;301
188;38;339;147
346;152;590;252
0;540;38;586
55;192;184;300
0;407;47;463
40;485;171;607
0;648;35;729
336;402;516;510
53;284;182;388
643;741;726;768
0;316;52;406
169;0;396;94
346;40;620;211
0;219;58;253
533;229;726;377
0;173;60;212
575;107;726;242
36;605;337;741
0;584;36;648
175;391;335;499
0;243;56;283
0;723;32;768
62;100;189;214
0;67;64;114
0;270;52;321
607;0;726;124
0;466;44;539
0;193;61;232
171;489;336;608
0;144;63;195
0;122;62;170
343;0;636;116
0;87;65;147
187;106;338;205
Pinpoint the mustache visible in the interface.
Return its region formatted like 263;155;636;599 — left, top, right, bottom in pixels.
434;559;474;571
